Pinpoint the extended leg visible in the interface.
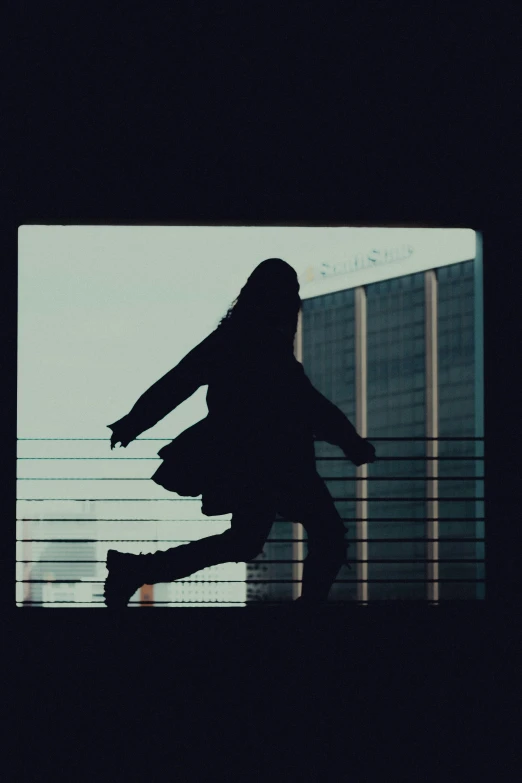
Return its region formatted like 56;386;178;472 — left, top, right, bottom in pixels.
104;505;275;607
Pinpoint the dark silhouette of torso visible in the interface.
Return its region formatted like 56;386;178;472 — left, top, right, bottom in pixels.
108;320;362;516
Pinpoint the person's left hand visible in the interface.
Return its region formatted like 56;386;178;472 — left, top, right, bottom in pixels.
349;438;377;467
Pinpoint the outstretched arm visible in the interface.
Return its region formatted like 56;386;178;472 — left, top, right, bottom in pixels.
308;384;360;450
294;359;376;464
108;331;217;448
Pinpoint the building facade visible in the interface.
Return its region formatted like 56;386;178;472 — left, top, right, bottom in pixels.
247;229;484;603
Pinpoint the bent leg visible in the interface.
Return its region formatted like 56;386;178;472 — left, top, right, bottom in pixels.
141;503;276;584
278;472;347;602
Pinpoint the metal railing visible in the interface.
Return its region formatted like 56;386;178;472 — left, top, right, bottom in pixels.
16;435;485;606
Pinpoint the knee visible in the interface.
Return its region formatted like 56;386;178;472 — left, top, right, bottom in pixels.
311;530;347;563
221;531;265;563
234;538;265;562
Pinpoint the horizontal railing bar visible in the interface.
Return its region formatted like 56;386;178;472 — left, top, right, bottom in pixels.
16;476;485;481
18;578;486;584
19;604;237;607
18;558;486;564
385;496;475;502
12;598;476;609
17;598;476;609
321;477;483;481
17;518;223;523
17;517;485;523
248;558;485;564
17;603;482;607
243;604;483;607
17;497;486;502
321;476;484;481
17;599;249;608
16;437;485;441
318;456;484;460
245;597;483;609
17;537;485;543
16;538;219;543
15;456;487;461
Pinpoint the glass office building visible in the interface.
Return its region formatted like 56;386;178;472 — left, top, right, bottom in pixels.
247;229;484;603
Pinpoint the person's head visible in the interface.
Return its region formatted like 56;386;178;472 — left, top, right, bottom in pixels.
217;258;302;344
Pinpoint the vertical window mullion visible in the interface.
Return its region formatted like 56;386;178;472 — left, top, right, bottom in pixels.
355;286;368;605
474;235;485;599
425;269;439;603
292;308;304;600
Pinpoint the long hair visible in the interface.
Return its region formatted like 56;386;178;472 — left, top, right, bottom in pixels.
216;258;302;349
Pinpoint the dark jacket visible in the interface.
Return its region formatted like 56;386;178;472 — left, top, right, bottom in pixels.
108;322;365;516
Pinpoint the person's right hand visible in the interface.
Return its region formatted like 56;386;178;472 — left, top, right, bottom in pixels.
109;431;124;450
107;422;132;451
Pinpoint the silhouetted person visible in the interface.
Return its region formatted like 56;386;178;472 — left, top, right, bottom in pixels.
104;258;376;607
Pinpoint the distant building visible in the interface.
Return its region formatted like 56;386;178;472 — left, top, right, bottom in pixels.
20;500;99;607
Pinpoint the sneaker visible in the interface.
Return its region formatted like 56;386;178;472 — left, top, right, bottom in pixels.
104;549;149;608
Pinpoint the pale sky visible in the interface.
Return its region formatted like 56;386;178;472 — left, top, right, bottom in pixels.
18;224;338;439
17;225;474;442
